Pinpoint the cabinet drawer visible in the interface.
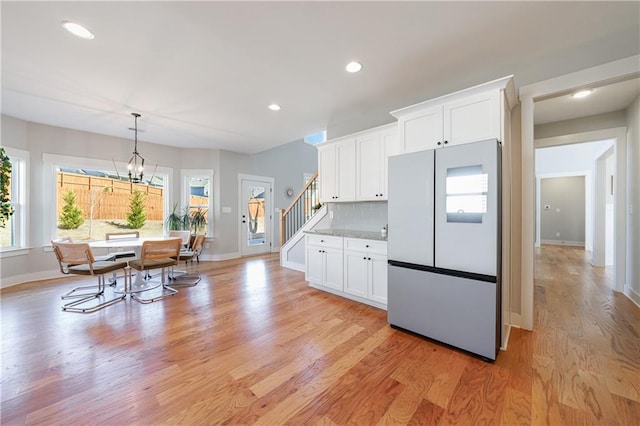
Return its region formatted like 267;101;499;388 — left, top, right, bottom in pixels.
306;234;343;248
344;238;387;254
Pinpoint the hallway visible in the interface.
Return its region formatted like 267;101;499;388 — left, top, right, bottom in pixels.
530;245;639;424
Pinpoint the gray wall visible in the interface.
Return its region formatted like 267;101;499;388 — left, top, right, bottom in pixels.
535;110;627;140
0;114;317;285
247;139;318;248
540;176;586;245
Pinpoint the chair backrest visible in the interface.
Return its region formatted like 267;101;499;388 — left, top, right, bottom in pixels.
139;238;182;262
191;234;205;254
106;231;140;240
169;230;191;246
51;241;96;273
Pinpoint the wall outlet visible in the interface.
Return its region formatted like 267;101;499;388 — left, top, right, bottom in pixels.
329;211;334;220
222;207;232;213
556;232;561;237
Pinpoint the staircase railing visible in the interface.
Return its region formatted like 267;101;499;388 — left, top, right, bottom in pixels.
280;171;320;246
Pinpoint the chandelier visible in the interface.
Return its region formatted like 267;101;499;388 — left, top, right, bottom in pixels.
128;112;145;183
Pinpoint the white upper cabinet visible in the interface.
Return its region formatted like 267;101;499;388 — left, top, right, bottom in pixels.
392;77;513;154
319;123;396;203
399;104;443;153
318;145;337;203
443;90;500;145
318;139;356;203
356;124;397;201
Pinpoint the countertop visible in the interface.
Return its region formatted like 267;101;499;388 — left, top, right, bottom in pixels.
304;229;387;241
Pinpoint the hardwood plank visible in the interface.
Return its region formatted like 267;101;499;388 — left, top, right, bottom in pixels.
438;358;509;425
407;398;444;426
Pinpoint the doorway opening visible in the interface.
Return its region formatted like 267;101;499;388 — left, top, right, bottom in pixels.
535;139;616;277
519;56;637;330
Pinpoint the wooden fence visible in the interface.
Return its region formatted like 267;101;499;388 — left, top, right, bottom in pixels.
57;172;164;221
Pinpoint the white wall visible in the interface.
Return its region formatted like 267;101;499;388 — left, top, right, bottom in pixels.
626;95;640;305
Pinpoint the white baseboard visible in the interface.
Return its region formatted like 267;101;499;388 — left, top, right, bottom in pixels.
508;312;523;329
0;269;61;289
500;323;511;351
540;240;585;247
624;285;640;308
201;252;240;261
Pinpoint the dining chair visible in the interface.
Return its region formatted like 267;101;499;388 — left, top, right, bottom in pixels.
169;234;205;287
128;238;182;303
52;241;129;313
105;231;139;259
169;230;191;248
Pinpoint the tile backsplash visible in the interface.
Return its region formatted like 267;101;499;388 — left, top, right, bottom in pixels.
327;202;388;232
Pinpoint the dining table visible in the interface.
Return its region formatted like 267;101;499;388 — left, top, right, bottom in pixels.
90;236;177;294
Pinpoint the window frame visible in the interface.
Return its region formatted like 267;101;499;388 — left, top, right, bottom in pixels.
181;169;214;236
0;147;29;257
43;153;173;245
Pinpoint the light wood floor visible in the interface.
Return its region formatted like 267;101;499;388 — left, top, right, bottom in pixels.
1;246;638;425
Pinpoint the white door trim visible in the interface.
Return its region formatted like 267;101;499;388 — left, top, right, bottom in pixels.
519;55;638;330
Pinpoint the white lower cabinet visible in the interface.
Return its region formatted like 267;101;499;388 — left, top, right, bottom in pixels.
305;235;343;292
306;234;388;309
343;238;388;306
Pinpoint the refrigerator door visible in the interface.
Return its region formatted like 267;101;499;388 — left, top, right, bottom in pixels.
388;265;499;360
388;150;435;267
435;139;500;276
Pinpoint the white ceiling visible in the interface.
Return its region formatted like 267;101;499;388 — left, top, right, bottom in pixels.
2;2;639;154
534;77;640;125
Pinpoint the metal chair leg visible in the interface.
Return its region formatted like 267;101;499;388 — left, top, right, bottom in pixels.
61;275;126;313
131;268;178;304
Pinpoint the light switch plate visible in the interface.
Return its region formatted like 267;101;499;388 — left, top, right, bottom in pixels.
222;207;232;213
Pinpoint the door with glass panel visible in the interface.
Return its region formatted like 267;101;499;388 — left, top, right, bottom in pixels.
240;177;272;256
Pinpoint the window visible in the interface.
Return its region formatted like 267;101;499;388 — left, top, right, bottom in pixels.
304;130;327;145
0;147;28;253
43;154;171;243
445;165;488;224
182;169;213;236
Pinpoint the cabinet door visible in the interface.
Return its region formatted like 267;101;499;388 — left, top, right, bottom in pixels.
318;145;337;203
379;128;398;200
443;91;500;146
369;254;388;304
344;251;368;298
305;245;324;284
323;247;344;291
400;106;443;153
356;134;382;201
336;140;357;201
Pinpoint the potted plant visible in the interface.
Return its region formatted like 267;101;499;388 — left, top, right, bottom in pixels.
0;148;14;228
190;208;208;235
165;202;191;231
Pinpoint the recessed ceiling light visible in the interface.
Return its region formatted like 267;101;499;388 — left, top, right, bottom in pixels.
572;89;593;98
268;104;281;111
61;21;95;40
346;61;362;73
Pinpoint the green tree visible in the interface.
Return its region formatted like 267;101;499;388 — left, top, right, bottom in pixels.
127;190;147;229
59;190;84;229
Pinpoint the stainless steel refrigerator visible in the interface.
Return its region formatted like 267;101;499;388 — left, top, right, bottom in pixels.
387;139;501;360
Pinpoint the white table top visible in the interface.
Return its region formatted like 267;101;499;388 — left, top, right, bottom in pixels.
89;236;178;249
